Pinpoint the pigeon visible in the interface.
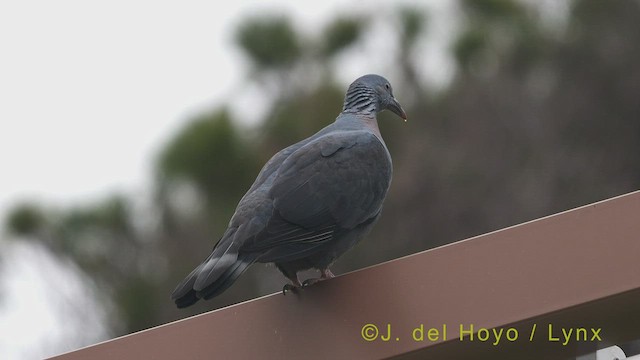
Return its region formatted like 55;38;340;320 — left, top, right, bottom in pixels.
171;74;406;308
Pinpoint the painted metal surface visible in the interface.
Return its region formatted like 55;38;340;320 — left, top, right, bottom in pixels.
50;190;640;360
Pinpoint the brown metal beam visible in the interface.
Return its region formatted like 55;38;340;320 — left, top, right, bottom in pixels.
50;191;640;360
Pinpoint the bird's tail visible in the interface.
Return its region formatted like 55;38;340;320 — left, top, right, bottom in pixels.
170;228;259;308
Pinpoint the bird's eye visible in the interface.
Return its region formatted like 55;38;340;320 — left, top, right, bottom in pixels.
385;84;390;90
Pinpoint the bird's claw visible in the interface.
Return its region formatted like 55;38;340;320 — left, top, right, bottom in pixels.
302;278;321;288
283;270;334;293
282;283;300;295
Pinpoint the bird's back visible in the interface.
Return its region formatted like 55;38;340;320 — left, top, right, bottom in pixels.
244;113;392;264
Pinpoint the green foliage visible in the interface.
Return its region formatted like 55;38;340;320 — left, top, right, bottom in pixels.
116;277;157;332
455;0;543;76
158;109;259;208
236;16;301;69
399;7;426;48
57;196;130;239
261;85;344;152
453;28;488;71
5;202;45;236
461;0;524;20
571;0;612;25
53;196;134;270
321;17;365;57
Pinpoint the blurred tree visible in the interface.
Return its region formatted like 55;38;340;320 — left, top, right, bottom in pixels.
396;6;428;103
461;0;523;20
321;16;366;57
4;195;160;333
453;27;489;72
260;84;344;154
157;108;260;214
453;0;543;76
236;16;301;70
5;203;46;237
54;196;134;271
399;7;424;47
390;0;640;259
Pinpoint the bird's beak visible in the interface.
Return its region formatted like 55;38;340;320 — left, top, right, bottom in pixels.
388;98;407;120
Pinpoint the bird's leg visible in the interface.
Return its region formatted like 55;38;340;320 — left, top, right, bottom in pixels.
282;274;303;295
302;268;335;288
321;269;335;279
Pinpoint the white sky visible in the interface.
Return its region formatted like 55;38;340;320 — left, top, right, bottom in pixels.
0;1;455;358
0;240;109;359
0;0;455;220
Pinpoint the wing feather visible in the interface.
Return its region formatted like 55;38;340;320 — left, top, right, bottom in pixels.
241;130;391;262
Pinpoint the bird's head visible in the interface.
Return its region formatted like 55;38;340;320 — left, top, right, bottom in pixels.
343;74;407;120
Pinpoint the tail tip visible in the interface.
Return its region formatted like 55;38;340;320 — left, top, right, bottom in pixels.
173;289;199;308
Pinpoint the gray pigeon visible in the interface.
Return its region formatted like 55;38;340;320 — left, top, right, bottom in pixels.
171;74;406;308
